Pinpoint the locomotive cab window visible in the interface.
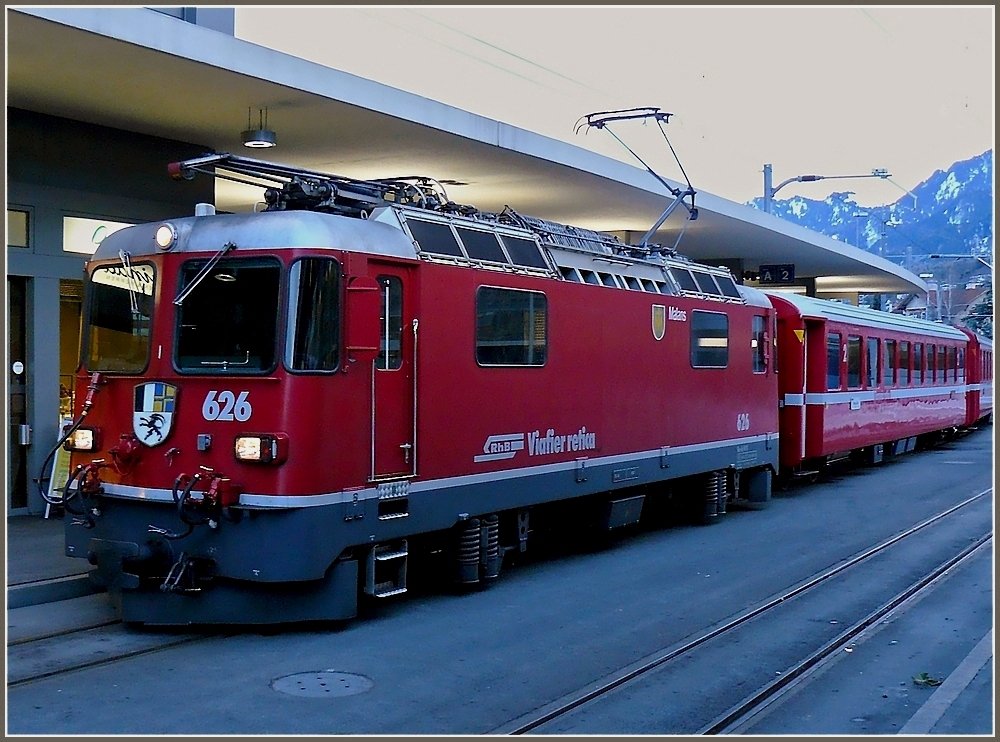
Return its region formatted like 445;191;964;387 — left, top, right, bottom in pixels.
285;258;341;372
85;262;155;373
476;286;547;366
691;310;728;368
175;258;280;374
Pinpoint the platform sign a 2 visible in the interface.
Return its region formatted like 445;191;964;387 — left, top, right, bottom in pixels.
758;263;796;284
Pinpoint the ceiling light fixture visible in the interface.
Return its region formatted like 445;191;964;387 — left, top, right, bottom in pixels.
241;107;277;149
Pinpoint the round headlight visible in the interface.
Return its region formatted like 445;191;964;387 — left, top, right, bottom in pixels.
155;223;177;250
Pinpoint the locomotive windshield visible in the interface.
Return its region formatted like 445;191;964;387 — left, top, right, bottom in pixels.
175;257;281;374
85;263;155;373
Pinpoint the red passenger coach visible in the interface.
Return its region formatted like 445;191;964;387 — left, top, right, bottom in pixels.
961;329;994;427
53;153;780;626
769;292;972;473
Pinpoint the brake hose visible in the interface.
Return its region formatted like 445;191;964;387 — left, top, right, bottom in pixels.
37;372;103;507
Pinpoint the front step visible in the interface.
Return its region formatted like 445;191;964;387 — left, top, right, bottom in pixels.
365;540;408;598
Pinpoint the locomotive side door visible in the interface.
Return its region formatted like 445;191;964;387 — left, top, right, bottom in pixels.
371;266;417;480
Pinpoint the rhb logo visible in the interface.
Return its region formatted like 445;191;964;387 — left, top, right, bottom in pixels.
474;427;597;464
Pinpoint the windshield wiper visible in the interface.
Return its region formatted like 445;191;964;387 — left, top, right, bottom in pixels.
118;250;140;315
173;242;237;306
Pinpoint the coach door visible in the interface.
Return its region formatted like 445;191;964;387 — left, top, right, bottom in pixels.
372;267;417;479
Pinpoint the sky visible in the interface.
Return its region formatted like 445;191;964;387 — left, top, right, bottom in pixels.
235;6;993;208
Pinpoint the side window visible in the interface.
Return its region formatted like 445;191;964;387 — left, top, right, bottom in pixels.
947;346;956;382
867;338;879;388
752;315;767;373
476;287;547;366
936;345;945;383
957;348;965;383
913;343;923;385
826;332;842;390
883;339;896;386
898;341;910;385
691;310;728;368
377;276;403;371
847;335;862;389
285;258;341;372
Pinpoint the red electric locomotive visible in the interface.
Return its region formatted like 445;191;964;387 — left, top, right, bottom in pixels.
55;153;779;625
768;292;975;473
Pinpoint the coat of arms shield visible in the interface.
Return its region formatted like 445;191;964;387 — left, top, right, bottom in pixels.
133;382;177;446
651;304;666;341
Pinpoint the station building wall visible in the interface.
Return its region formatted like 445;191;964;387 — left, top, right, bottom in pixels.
6;108;213;515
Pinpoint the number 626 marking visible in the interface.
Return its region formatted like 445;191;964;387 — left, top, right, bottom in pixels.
202;390;252;421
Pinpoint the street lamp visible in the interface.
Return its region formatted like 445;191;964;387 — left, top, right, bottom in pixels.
762;164;891;214
929;254;993;272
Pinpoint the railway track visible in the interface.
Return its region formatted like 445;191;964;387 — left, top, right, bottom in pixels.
496;487;993;734
6;622;218;688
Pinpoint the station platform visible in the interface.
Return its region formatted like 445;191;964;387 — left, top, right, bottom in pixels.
5;512;101;609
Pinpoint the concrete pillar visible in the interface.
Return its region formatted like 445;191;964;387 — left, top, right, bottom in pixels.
26;276;62;515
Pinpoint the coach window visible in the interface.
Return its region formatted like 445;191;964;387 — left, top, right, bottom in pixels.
936;345;945;383
826;332;842;390
957;348;965;383
847;335;862;389
175;258;280;374
883;339;896;385
947;346;957;382
913;343;923;384
866;338;879;388
751;315;767;373
691;311;728;368
476;287;547;366
898;341;910;385
378;276;403;370
285;258;341;372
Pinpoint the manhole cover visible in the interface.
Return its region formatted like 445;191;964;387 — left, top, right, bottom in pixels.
271;670;374;698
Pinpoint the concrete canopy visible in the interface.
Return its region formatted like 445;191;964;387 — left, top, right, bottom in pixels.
7;7;926;295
